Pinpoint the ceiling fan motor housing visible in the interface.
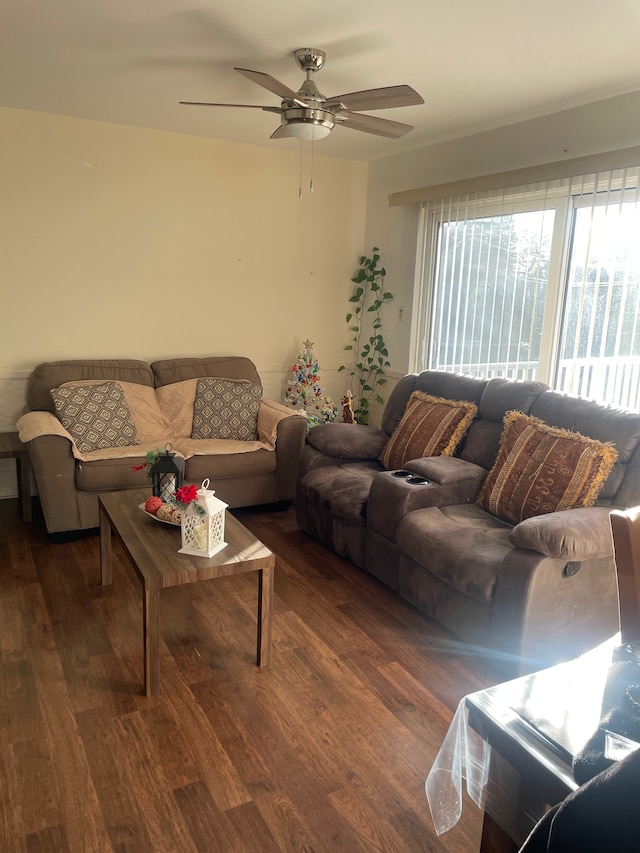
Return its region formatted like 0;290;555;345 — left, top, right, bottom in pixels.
294;48;326;74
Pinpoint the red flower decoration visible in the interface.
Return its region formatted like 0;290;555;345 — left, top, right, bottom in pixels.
174;484;199;506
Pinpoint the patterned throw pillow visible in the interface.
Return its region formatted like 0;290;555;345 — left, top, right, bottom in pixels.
379;391;478;470
51;381;140;454
191;378;262;441
477;410;618;525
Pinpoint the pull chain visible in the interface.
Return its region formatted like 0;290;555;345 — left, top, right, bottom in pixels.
297;126;317;198
309;126;315;193
298;138;304;199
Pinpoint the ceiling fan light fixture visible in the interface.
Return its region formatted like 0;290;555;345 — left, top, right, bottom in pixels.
277;107;335;140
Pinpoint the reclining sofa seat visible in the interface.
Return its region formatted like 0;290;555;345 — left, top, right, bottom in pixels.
296;370;640;673
20;356;307;535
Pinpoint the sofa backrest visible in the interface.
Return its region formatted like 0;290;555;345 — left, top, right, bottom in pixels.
530;391;640;506
27;359;155;413
381;370;489;437
460;377;549;469
151;356;261;388
381;370;548;470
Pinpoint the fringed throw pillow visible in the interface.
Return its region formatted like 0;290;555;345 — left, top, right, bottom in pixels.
477;410;618;524
379;391;478;470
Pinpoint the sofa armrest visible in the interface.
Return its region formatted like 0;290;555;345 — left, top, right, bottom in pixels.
491;547;620;675
509;507;615;560
22;432;82;534
17;410;73;444
257;399;307;502
307;423;388;460
257;399;306;449
368;458;488;542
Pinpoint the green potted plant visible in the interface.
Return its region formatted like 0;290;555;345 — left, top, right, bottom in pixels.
339;247;393;425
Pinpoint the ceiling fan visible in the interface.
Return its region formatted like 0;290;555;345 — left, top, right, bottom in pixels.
180;47;424;141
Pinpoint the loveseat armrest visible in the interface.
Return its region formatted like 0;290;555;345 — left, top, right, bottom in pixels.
258;399;307;502
20;431;81;534
306;423;388;460
17;410;74;445
509;507;615;560
257;398;307;447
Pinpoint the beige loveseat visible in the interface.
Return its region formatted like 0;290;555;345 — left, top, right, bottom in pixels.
17;356;307;536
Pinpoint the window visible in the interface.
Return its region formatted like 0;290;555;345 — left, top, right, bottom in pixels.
413;166;640;409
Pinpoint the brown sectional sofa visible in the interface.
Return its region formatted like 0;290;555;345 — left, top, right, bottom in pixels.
17;356;307;535
296;370;640;674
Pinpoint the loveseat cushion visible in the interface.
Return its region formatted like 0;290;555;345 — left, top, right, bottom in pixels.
191;378;261;441
379;392;477;470
478;411;618;525
51;381;140;454
397;504;513;604
151;356;261;387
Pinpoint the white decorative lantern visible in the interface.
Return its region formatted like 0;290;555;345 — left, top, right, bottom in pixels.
179;479;228;558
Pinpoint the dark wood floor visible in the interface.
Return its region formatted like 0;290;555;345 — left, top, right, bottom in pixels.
0;497;498;853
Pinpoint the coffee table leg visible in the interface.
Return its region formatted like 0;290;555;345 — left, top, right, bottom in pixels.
257;561;274;666
144;586;160;696
99;503;112;586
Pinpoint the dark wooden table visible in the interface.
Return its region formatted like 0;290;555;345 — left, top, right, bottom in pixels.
0;431;32;522
464;640;615;852
99;488;275;697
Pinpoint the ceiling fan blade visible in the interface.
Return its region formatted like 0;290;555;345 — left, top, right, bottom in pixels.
270;125;291;140
338;111;415;138
179;101;281;114
234;68;308;107
326;85;424;113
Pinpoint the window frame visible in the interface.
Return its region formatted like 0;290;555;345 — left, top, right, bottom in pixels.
411;172;640;407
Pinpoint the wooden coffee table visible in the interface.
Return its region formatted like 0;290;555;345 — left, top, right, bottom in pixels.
98;488;275;696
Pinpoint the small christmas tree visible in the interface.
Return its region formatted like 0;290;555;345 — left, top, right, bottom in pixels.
285;339;337;428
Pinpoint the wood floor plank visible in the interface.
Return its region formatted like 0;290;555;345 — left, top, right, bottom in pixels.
222;799;285;853
254;789;362;853
75;708;185;853
20;582;112;852
329;785;419;853
173;781;247;853
0;741;26;853
0;497;497;852
389;806;452;853
26;823;71;853
155;663;253;812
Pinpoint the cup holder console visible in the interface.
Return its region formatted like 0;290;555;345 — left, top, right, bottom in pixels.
391;470;429;485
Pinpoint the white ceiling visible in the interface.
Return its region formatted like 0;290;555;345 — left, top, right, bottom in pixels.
3;0;640;162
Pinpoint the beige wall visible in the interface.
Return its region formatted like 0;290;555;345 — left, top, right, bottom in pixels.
6;89;640;500
365;89;640;380
0;106;368;497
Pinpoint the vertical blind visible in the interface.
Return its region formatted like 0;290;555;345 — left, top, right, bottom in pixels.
412;164;640;408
